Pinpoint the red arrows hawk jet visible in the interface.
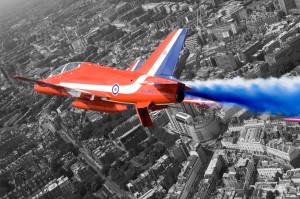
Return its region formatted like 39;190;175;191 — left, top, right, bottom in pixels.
15;29;209;127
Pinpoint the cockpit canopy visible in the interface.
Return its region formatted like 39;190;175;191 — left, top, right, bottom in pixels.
51;62;82;76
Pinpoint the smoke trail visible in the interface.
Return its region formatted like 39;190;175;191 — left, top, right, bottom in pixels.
184;77;300;116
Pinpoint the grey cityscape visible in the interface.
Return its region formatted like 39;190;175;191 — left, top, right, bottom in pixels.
1;0;300;199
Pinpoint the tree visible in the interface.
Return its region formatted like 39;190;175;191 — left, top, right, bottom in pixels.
81;123;93;140
277;10;286;20
101;164;110;176
149;150;160;163
48;103;57;113
154;142;166;155
186;70;196;80
266;191;275;199
246;8;253;15
56;167;73;178
27;35;37;44
51;161;62;173
74;182;87;197
284;132;293;142
129;149;137;158
0;175;13;197
83;192;98;199
91;175;104;192
274;171;283;182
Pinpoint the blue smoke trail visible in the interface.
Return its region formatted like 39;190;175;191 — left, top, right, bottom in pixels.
184;77;300;116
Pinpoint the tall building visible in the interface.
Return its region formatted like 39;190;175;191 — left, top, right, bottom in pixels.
168;155;206;199
169;139;190;163
235;158;256;194
192;113;221;142
278;0;296;14
174;112;196;138
166;102;201;133
150;110;169;128
172;111;221;142
204;150;226;181
168;102;201;119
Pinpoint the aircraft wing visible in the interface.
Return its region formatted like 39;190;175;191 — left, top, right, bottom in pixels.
13;76;110;99
14;76;64;89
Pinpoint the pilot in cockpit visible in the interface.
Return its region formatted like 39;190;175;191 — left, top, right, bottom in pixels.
49;62;82;77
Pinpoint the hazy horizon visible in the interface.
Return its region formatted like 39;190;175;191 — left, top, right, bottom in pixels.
0;0;31;11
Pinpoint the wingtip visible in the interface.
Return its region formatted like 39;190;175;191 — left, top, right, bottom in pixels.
12;75;23;80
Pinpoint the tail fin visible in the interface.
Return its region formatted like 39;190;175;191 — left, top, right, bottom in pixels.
136;29;187;78
127;59;142;71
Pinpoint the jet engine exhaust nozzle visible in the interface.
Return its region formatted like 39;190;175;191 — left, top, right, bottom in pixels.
176;89;185;103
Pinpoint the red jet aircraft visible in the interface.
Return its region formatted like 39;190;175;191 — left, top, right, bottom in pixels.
14;29;213;127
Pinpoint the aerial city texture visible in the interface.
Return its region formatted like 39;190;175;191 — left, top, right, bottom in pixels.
1;0;300;199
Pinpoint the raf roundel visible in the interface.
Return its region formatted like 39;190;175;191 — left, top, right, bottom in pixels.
112;83;119;95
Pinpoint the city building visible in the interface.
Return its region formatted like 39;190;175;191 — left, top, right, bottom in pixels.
192;113;221;142
237;127;265;154
166;102;201;133
169;139;190;163
204;150;226;182
70;161;94;182
127;155;172;195
150;110;169;128
71;36;87;54
167;155;206;199
283;169;300;183
30;176;74;199
266;141;300;162
195;177;216;199
278;0;296;14
257;160;283;179
185;33;200;52
223;171;241;189
109;115;140;139
118;124;148;151
221;134;240;150
219;105;244;123
238;41;262;63
246;12;278;33
213;52;237;72
235;158;255;194
207;19;239;41
173;111;221;143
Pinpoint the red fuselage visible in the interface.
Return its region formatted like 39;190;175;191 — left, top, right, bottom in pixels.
34;62;184;108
